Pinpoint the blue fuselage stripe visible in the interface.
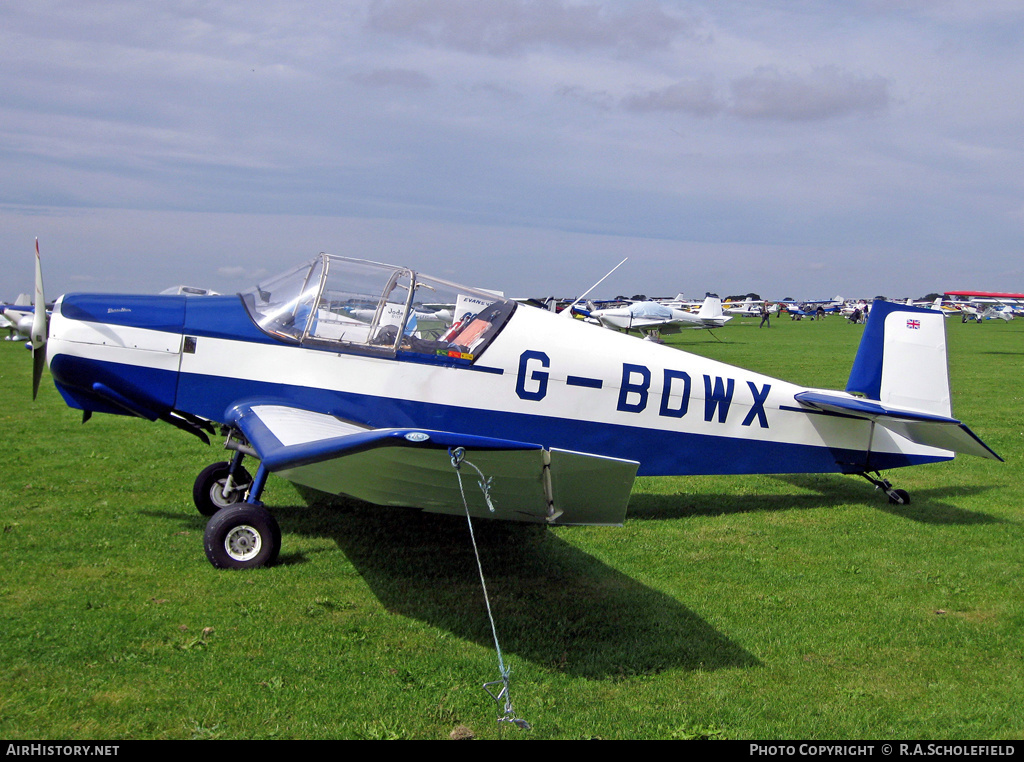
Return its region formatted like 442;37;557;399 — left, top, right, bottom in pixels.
195;370;948;474
49;352;945;477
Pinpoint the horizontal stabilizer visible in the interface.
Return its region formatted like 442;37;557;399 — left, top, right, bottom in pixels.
794;392;1002;461
227;402;639;524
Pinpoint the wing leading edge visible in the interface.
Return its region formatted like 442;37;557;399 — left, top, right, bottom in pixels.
226;402;639;525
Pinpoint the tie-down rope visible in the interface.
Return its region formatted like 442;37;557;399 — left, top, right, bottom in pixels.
449;446;531;731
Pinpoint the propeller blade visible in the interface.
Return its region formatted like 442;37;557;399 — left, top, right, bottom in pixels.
32;344;45;400
31;238;47;400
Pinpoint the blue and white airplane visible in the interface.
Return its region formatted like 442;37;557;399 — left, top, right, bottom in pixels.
35;250;1001;569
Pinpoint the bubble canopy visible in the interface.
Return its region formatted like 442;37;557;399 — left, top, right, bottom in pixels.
241;254;516;361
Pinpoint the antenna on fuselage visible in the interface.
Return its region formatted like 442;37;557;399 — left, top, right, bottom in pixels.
561;257;627;318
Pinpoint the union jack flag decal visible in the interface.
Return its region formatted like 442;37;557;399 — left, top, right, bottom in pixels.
907;319;921;329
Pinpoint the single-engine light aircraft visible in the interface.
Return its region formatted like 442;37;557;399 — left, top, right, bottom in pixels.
2;299;39;341
38;251;1001;569
576;293;731;339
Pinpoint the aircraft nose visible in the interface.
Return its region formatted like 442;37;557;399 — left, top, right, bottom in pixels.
47;293;187;418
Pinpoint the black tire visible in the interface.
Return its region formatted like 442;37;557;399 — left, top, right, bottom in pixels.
203;505;281;570
193;462;252;516
888;489;911;505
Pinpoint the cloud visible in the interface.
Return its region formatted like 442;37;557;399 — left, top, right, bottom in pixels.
351;68;433;89
729;66;889;121
591;66;888;122
621;77;720;116
1;2;1021;304
217;265;269;283
366;0;696;56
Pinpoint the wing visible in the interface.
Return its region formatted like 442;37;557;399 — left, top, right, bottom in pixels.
794;391;1002;461
226;402;639;525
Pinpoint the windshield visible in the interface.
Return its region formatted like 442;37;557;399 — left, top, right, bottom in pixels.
244;257;325;337
242;254;515;360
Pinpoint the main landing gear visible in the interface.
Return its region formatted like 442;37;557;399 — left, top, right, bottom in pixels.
857;471;911;505
203;503;281;570
192;460;253;516
193;436;281;570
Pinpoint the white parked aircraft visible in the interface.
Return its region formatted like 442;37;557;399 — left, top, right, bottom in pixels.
577;293;731;339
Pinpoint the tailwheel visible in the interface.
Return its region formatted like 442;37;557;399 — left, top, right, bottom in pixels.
204;504;281;570
858;471;910;505
888;488;911;506
193;461;252;516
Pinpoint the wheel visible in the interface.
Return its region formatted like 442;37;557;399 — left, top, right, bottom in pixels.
193;462;252;516
203;504;281;569
888;488;910;505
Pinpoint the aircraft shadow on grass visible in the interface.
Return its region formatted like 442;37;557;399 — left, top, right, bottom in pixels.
169;492;760;680
774;474;1004;525
626;474;1003;526
157;468;1001;678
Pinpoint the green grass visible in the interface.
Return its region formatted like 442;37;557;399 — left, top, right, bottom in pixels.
1;314;1022;739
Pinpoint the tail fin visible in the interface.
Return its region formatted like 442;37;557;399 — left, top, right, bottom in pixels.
846;300;951;416
795;300;999;460
827;299;1000;460
697;293;724;319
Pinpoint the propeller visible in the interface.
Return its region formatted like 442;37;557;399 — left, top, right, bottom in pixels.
31;238;47;400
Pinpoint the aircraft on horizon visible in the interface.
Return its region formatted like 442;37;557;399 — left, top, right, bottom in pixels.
32;247;1000;569
776;295;845;318
722;298;776;318
2;293;44;341
158;285;222;297
574;293;731;340
943;291;1020;323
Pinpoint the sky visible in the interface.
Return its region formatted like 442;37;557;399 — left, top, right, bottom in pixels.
2;0;1023;301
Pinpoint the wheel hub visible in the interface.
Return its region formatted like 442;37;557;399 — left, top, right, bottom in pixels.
211;479;241;508
224;525;262;561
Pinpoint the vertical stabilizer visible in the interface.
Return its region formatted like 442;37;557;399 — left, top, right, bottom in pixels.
697;293;724;319
846;300;952;417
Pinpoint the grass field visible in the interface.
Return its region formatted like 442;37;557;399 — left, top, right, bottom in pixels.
1;313;1022;740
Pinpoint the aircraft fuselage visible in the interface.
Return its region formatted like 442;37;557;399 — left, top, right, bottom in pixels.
47;291;948;479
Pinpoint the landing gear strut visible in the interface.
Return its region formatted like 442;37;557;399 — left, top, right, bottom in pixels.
858;471;911;505
197;429;281;569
